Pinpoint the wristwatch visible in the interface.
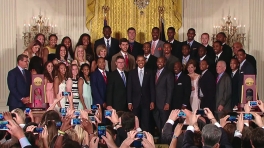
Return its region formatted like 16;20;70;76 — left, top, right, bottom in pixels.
172;135;178;139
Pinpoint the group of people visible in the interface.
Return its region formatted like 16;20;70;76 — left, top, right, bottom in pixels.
5;25;260;147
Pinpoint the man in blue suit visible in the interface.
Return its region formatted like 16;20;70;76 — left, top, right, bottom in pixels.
90;57;108;108
7;54;32;111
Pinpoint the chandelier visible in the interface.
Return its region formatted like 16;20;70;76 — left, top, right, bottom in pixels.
23;12;57;47
212;15;246;46
134;0;150;14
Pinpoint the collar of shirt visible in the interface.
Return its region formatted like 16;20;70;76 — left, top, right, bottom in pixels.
138;67;144;73
117;68;124;75
98;68;105;74
104;37;112;45
201;69;208;76
120;51;128;57
200;55;206;61
232;69;238;75
157;67;164;74
18;65;24;73
152;39;159;44
168;39;174;44
144;54;150;59
216;51;223;58
217;72;224;79
187;40;194;46
176;71;182;78
240;59;246;69
183;55;190;61
203;44;208;47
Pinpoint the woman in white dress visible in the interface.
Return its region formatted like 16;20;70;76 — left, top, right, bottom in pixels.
186;59;200;111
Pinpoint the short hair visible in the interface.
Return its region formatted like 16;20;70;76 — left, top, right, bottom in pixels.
201;33;209;38
217;60;226;68
237;49;246;55
143;42;151;46
119;38;129;45
116;55;124;62
202;124;222;147
223;123;236;144
158;56;167;63
251;127;264;148
121;112;135;131
186;59;197;68
17;54;28;63
182;44;191;49
48;34;58;40
127;27;136;32
136;55;145;60
201;59;208;65
214;41;223;46
96;44;107;56
188;28;196;33
103;25;111;31
97;57;105;62
163;42;172;47
198;45;206;51
217;32;227;38
231;57;239;63
152;27;159;32
167;27;175;32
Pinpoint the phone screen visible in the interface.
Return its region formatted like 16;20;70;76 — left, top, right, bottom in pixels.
62;92;71;96
74;110;80;116
56;122;62;127
249;101;258;107
0;121;8;130
0;114;3;120
91;105;98;110
34;127;43;133
71;118;81;125
178;111;186;117
104;110;112;117
98;125;106;139
243;113;253;120
25;108;30;114
60;108;67;116
196;109;205;115
135;132;145;139
89;116;95;122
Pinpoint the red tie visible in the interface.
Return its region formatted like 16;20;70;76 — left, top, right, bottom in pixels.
216;75;219;83
155;70;160;83
130;44;133;52
102;71;107;84
125;54;129;67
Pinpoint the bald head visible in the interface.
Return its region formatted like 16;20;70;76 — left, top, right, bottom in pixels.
216;61;226;74
232;42;243;55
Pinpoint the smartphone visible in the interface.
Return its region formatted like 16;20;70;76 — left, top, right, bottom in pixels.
249;101;258;107
60;108;67;116
98;125;106;139
0;113;3;120
104;110;112;117
135;132;145;139
228;112;238;122
74;110;80;116
0;121;8;130
34;127;43;133
89;116;95;123
178;111;186;117
196;109;205;116
62;92;71;96
243;113;254;120
25;108;30;114
56;122;62;127
71;118;81;125
91;105;98;110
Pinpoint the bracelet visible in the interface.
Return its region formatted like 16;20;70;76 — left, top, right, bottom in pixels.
172;135;178;139
58;133;64;136
58;130;65;135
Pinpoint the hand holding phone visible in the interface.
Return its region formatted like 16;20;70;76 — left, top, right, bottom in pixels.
135;132;145;139
0;121;8;130
71;118;81;125
178;111;186;117
60;108;67;116
34;127;43;133
98;125;106;139
243;113;254;120
25;108;30;114
104;110;112;117
196;109;205;116
249;101;258;107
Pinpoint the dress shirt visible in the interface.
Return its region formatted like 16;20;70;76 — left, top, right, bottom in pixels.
117;68;126;81
98;68;107;77
215;51;223;59
144;54;150;61
176;71;182;78
168;39;174;44
157;67;164;76
104;37;112;46
203;44;209;47
138;67;144;76
200;55;206;61
19;137;31;148
120;51;128;58
187;40;194;47
151;39;159;47
201;69;208;76
182;55;190;64
239;59;246;70
232;69;238;77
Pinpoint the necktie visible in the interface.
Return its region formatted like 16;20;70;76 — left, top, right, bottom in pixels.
215;56;219;63
151;41;156;55
216;75;220;83
125;54;129;67
144;57;148;62
106;40;110;54
175;75;178;82
139;70;143;86
231;73;234;78
130;44;133;52
155;70;160;83
22;69;27;82
102;71;107;83
121;72;126;86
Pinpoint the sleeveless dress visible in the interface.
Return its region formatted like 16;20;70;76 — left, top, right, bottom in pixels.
80;77;93;109
46;46;56;61
190;75;200;111
65;78;80;109
58;79;67;108
46;82;54;104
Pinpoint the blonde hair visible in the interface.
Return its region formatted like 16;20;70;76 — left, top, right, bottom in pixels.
65;128;78;142
74;45;87;62
11;108;26;122
24;40;42;59
74;125;85;145
96;44;107;56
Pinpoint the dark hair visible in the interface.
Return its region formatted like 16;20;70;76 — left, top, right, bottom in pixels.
43;61;55;83
182;44;191;50
136;55;145;60
55;44;68;60
48;34;58;40
217;32;227;38
116;55;125;61
163;42;172;47
40;110;61;126
198;45;206;51
76;33;94;63
158;56;167;63
201;59;208;65
17;54;28;63
237;49;246;55
223;123;236;144
23;122;38;132
250;127;264;148
0;130;6;140
25;132;37;147
201;33;209;38
62;139;81;148
242;126;253;148
61;36;74;59
188;28;196;33
79;63;90;84
194;131;202;148
127;27;136;32
186;59;197;68
97;57;105;63
103;25;111;31
56;62;68;83
121;112;135;132
143;42;151;47
69;64;79;79
167;27;175;32
231;57;239;63
213;41;223;46
152;27;159;32
28;56;43;74
119;38;129;45
34;33;46;46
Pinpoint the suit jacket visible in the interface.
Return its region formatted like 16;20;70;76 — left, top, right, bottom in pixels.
150;40;165;58
144;55;157;72
205;45;215;60
128;41;143;59
7;67;31;108
111;52;135;72
90;68;108;105
222;43;233;60
169;39;182;59
216;51;232;74
182;40;202;59
231;70;239;108
172;72;192;110
155;68;174;109
216;72;232;111
106;70;128;111
199;70;216;112
127;68;155;108
165;54;179;72
94;37;120;71
233;54;257;74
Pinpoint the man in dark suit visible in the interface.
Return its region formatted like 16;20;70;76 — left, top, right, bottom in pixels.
237;49;256;101
213;41;232;74
197;45;215;75
201;33;215;59
232;42;257;74
230;58;240;108
106;56;128;111
216;32;232;59
180;44;196;73
153;56;174;133
171;62;192;110
127;27;143;59
143;42;157;72
127;55;155;131
150;27;165;58
198;60;216;112
94;26;120;71
163;42;179;72
167;27;182;59
90;57;108;108
182;28;202;59
216;61;232;118
7;54;31;111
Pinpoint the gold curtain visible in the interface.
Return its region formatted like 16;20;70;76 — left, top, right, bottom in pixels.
86;0;182;43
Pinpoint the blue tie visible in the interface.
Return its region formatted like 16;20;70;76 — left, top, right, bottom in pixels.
121;72;126;86
106;40;110;55
22;69;27;82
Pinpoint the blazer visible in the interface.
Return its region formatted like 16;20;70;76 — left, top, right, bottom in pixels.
205;44;215;60
111;52;135;72
155;68;174;109
127;68;155;108
149;40;165;58
216;72;232;111
199;70;216;112
171;72;192;110
144;55;157;72
128;41;143;59
106;70;128;111
7;67;31;108
231;70;239;108
94;37;120;71
222;43;233;60
165;54;179;72
233;54;257;74
182;40;202;59
90;68;108;105
169;39;182;59
216;51;232;74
